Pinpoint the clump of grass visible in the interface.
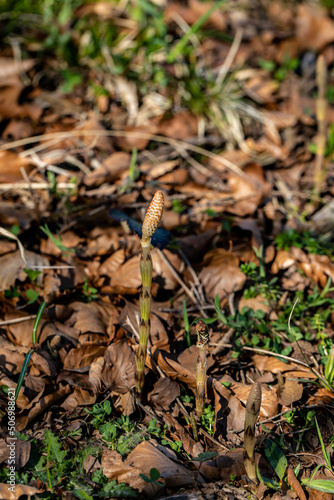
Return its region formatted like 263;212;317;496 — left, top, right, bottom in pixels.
195;320;209;418
243;381;262;485
136;190;164;397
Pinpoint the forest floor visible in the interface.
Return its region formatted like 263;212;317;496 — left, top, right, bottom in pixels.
0;1;334;499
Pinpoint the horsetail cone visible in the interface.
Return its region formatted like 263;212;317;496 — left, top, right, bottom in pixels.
135;190;165;397
142;190;164;243
196;320;209;418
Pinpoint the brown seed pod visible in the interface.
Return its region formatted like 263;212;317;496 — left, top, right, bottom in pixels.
142;190;164;240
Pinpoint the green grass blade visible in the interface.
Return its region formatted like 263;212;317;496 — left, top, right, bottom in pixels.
167;0;226;63
14;349;33;403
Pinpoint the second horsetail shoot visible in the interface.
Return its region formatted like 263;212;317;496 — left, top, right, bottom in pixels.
136;190;165;396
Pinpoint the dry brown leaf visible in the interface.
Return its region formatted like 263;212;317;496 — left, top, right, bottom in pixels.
84;151;131;187
158;111;198;139
101;448;145;492
148;377;180;410
114;124;157;151
0;58;35;81
0;250;49;291
276;377;303;406
287;466;307;500
77;112;113;151
101;340;136;393
61;387;96;411
125;440;194;490
212;379;245;445
199;248;246;301
238;295;270;314
149;346;196;390
165;0;227;30
89;356;105;394
108;254;142;294
0;374;29;410
16;385;71;430
0;483;42;500
63;344;107;370
0;347;28;376
152;249;184;291
271;249;296;274
0;151;33;183
229;380;279;419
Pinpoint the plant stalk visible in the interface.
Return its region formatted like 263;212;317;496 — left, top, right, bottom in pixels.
195;320;209;418
243;381;262;485
135;191;164;397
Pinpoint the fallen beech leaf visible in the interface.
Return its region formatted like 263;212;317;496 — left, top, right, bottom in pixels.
63;344;107;370
125;440;194;489
148;377;180;410
199;248;246;301
212;378;245;445
276;377;303;406
101;448;145;492
229;380;279;419
0;483;42;500
101;340;136;393
0;249;49;291
84;151;131;187
77;112;113;151
61;387;96;411
89;356;105;394
158;111;198;139
16;385;71;430
149;347;196;390
287;466;307;500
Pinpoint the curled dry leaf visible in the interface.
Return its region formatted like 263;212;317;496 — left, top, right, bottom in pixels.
101;448;145;493
229;380;279;419
276;376;303;406
101;340;136;393
89;356;105;394
0;250;49;291
63;344;107;370
212;379;246;445
149;346;196;390
84;151;131;187
199;248;246;301
125;440;194;491
148;377;180;410
61;387;96;411
0;483;42;500
15;385;71;430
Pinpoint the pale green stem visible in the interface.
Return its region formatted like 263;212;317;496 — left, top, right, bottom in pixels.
135;239;152;396
196;345;208;418
244;381;262;485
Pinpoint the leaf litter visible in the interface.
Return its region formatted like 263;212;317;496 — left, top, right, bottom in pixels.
0;1;334;499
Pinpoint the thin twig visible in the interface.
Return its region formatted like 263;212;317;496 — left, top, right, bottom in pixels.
1;129;245;177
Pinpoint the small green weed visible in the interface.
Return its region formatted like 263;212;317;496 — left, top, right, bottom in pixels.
276;229;333;257
258;56;299;82
82;277;98;302
200;404;215;435
309;122;334;158
140;468;164;496
40;224;75;254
